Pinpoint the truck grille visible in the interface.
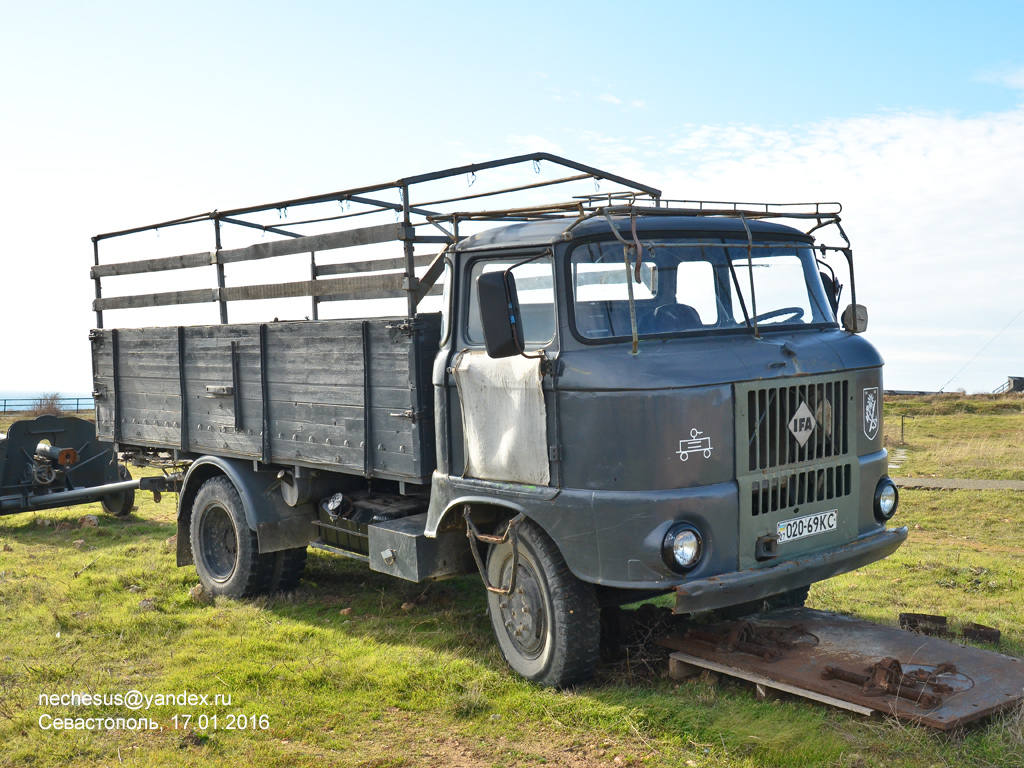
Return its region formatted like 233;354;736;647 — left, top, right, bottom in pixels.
751;462;853;516
746;378;850;472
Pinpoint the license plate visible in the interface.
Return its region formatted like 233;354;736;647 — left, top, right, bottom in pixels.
777;510;837;544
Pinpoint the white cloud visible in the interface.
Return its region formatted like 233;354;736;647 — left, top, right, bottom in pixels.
572;109;1024;392
976;66;1024;93
599;93;621;105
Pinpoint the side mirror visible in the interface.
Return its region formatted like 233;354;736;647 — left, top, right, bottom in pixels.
841;304;868;333
477;271;524;358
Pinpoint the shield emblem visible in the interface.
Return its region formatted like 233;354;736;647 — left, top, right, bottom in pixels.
863;387;879;440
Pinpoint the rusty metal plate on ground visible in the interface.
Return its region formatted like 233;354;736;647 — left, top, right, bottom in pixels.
656;608;1024;730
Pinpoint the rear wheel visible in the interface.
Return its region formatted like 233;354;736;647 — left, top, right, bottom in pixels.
190;477;272;597
269;547;308;593
101;465;135;517
485;520;599;688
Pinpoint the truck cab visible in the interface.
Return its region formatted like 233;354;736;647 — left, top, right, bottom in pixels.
426;211;905;685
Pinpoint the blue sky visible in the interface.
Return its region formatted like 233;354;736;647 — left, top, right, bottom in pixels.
2;1;1024;393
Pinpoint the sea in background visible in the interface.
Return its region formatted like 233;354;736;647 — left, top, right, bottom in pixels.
0;391;95;413
0;391;93;399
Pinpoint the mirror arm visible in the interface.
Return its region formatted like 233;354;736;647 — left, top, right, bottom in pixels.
503;251;551;360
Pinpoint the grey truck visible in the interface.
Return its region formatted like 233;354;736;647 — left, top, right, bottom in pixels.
89;154;905;687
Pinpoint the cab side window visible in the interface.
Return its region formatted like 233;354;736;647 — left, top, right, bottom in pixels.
465;257;555;347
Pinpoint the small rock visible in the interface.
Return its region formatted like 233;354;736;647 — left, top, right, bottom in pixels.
54;522;72;533
72;539;86;549
401;602;415;612
37;518;54;528
79;515;99;527
189;584;214;605
165;535;177;549
138;598;157;612
596;749;606;757
3;543;13;552
489;713;501;721
127;584;143;593
614;757;624;765
339;607;353;615
179;728;203;747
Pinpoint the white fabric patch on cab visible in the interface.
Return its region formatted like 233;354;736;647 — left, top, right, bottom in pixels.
452;351;550;486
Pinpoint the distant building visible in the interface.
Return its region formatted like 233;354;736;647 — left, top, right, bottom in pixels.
994;376;1024;394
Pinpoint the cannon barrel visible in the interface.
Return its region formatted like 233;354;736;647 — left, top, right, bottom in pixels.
35;443;78;466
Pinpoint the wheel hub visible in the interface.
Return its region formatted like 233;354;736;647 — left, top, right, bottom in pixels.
199;504;238;582
498;561;545;658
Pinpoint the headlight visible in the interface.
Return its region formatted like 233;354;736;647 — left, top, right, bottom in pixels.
662;524;703;572
874;478;899;521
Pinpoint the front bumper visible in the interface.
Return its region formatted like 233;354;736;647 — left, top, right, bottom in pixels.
673;526;908;614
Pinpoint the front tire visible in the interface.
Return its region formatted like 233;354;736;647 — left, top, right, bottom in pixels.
190;477;272;597
485;520;599;688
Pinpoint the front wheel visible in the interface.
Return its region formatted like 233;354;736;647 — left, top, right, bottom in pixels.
189;477;272;598
485;520;599;688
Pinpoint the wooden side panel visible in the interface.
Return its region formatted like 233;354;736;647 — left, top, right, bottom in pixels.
90;316;442;483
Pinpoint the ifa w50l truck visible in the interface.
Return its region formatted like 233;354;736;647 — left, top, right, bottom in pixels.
89;155;905;687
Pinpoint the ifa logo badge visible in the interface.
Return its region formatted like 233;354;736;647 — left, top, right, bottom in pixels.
863;387;880;440
787;401;817;447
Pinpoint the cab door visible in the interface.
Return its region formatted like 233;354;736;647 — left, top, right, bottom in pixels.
445;251;558;485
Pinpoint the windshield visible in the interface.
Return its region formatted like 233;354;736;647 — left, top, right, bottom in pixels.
570;238;835;340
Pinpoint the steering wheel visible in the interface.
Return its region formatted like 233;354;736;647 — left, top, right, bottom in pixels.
752;306;804;324
652;303;700;331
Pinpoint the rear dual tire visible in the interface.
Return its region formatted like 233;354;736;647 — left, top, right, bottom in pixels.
190;477;306;598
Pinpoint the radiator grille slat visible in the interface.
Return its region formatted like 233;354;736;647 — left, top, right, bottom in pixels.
751;462;854;516
746;378;850;472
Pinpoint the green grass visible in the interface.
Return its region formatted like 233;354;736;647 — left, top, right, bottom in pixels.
884;395;1024;480
1;400;1024;766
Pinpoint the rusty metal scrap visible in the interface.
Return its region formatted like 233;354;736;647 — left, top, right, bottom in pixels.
656;608;1024;730
684;621;809;662
900;613;1001;644
821;657;948;709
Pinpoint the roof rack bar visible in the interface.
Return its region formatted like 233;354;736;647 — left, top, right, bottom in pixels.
93;153;661;240
415;173;593;208
600;205;841;220
431;201;584;222
656;200;842;215
93;212;215;242
220;216;304;239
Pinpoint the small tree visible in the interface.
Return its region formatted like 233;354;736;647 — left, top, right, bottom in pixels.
28;393;64;417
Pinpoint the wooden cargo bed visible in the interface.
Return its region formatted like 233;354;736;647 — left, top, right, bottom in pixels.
90;315;441;484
